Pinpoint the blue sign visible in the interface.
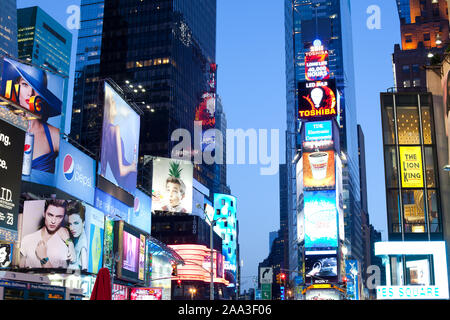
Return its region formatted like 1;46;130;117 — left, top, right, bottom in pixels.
94;188;131;221
305;121;332;141
55;139;96;205
345;259;359;300
129;189;152;234
304;190;338;249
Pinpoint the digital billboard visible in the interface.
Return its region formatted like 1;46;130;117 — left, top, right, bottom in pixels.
94;187;130;221
399;146;424;188
304;121;332;142
298;79;337;121
130;288;162;300
151;157;193;214
55;139;96;205
345;259;359;300
213;194;237;286
0;118;25;239
19;200;105;273
305;253;338;284
129;189;151;234
0;57;65;176
303;140;335;190
296;160;304;243
115;221;146;283
305;49;330;81
304;190;338;249
99;82;140;195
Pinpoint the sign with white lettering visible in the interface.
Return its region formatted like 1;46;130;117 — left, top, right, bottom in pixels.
298;80;337;121
0;119;25;240
260;267;273;284
376;286;448;300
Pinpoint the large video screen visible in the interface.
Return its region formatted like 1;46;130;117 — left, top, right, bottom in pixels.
1;57;65;177
99;82;140;195
298;79;337;121
303;140;335;190
305;253;338;284
304;190;338;249
117;221;146;282
19;199;104;273
151;157;193;214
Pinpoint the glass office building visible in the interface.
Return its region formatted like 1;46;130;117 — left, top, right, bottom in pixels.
0;0;18;58
17;6;72;76
284;0;361;283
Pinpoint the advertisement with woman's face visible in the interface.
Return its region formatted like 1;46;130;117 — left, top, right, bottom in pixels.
99;82;140;195
1;57;65;176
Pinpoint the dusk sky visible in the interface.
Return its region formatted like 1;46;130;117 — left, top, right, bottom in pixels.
17;0;401;291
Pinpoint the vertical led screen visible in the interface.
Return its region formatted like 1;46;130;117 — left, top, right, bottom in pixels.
304;120;332;142
304;190;338;249
305;48;330;81
116;221;146;283
298;79;337;121
84;204;104;274
99;82;140;195
302;140;335;190
296;159;304;243
345;259;359;300
0;118;25;239
151;157;193;214
213;194;237;286
19;199;102;272
0;57;65;178
0;241;13;268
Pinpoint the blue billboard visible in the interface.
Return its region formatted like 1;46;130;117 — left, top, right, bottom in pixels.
213;194;237;287
305;120;332;142
55;139;96;205
94;188;131;221
304;190;338;249
129;189;152;234
345;259;359;300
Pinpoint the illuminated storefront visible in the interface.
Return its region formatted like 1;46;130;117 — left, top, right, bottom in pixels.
380;92;443;240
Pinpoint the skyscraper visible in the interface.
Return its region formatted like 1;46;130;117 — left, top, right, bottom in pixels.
71;0;225;199
284;0;361;289
17;6;72;77
0;0;18;59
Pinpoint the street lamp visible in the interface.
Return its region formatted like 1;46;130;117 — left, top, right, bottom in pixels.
189;287;197;300
197;203;226;300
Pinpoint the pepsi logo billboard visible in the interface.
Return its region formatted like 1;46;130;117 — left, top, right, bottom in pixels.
55;139;96;205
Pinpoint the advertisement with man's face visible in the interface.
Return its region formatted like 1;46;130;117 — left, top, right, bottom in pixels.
0;118;25;240
0;242;12;268
303;140;335;190
151;157;193;214
99;82;140;195
19;199;78;269
304;190;338;249
1;57;65;178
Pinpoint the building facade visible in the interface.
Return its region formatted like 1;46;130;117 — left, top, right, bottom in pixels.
284;0;361;292
0;0;18;59
17;6;72;76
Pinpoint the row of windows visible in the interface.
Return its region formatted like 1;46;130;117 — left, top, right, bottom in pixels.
126;57;170;69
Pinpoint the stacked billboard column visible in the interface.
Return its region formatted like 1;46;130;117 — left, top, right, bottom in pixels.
296;40;347;300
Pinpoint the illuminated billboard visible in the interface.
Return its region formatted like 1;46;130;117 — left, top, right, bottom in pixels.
0;241;12;268
19;200;105;273
305;253;338;284
0;118;25;239
304;121;332;142
129;189;152;234
130;288;162;300
213;194;238;286
1;57;65;176
302;140;335;190
151;157;193;214
168;244;228;285
399;146;424;188
305;49;330;81
296;160;304;243
99;82;140;195
115;221;146;283
304;190;338;249
298;79;337;121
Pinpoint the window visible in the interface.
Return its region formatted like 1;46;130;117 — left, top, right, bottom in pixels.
413;79;421;87
402;65;410;74
402;190;425;233
403;80;411;88
412;64;420;73
405;34;412;43
423;33;430;42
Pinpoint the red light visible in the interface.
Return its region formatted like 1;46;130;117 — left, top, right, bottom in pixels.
280;273;286;280
342;276;348;283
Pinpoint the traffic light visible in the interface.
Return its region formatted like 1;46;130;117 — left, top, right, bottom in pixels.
276;273;281;284
177;279;182;288
341;276;348;289
280;273;286;285
171;263;178;276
